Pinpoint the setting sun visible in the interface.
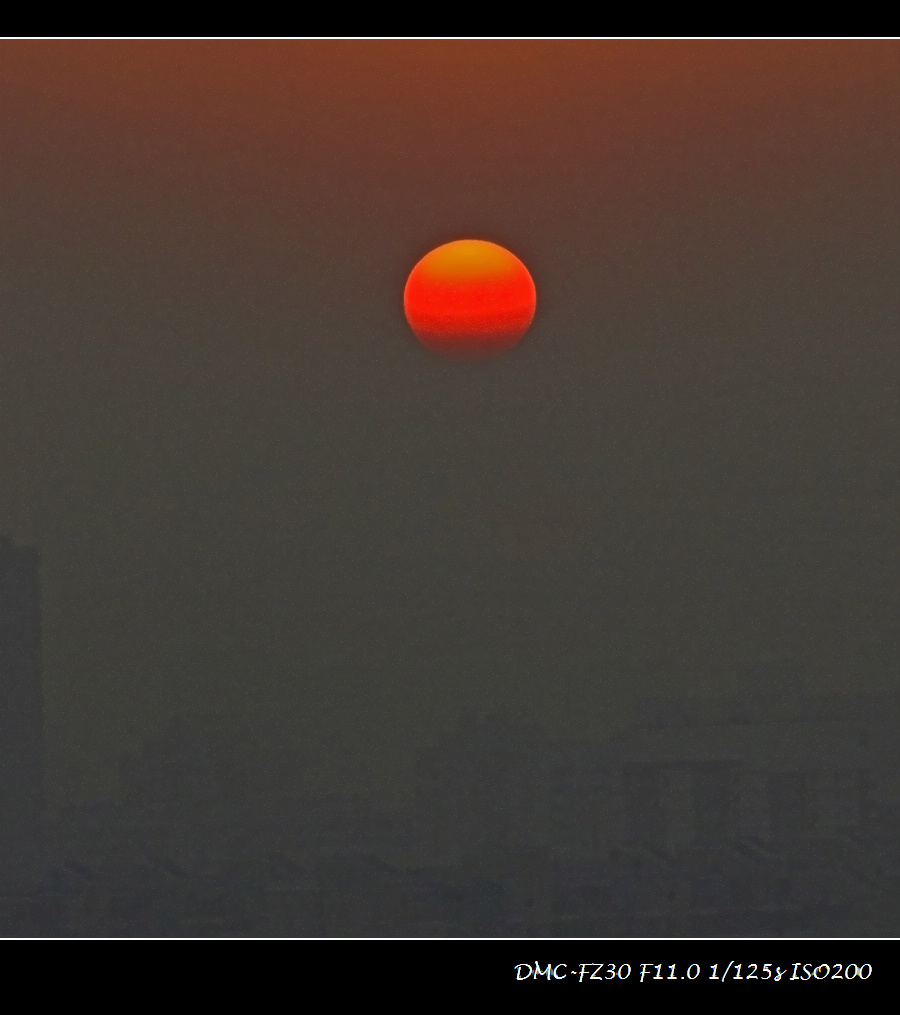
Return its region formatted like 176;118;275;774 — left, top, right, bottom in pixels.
403;239;536;358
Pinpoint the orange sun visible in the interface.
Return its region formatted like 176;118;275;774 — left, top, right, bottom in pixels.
403;239;536;358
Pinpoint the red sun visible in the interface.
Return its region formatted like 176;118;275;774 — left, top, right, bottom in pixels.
404;239;536;358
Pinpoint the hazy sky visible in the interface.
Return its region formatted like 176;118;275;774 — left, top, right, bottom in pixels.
2;40;899;805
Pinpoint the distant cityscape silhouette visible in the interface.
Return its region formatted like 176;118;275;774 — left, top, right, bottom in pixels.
1;536;899;936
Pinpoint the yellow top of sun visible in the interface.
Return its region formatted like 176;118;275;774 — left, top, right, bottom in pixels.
415;239;524;281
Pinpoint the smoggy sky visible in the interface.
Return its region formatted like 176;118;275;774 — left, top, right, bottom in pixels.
2;40;899;804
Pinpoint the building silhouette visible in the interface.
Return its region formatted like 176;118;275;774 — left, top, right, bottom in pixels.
610;659;900;850
0;536;46;888
18;625;900;934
